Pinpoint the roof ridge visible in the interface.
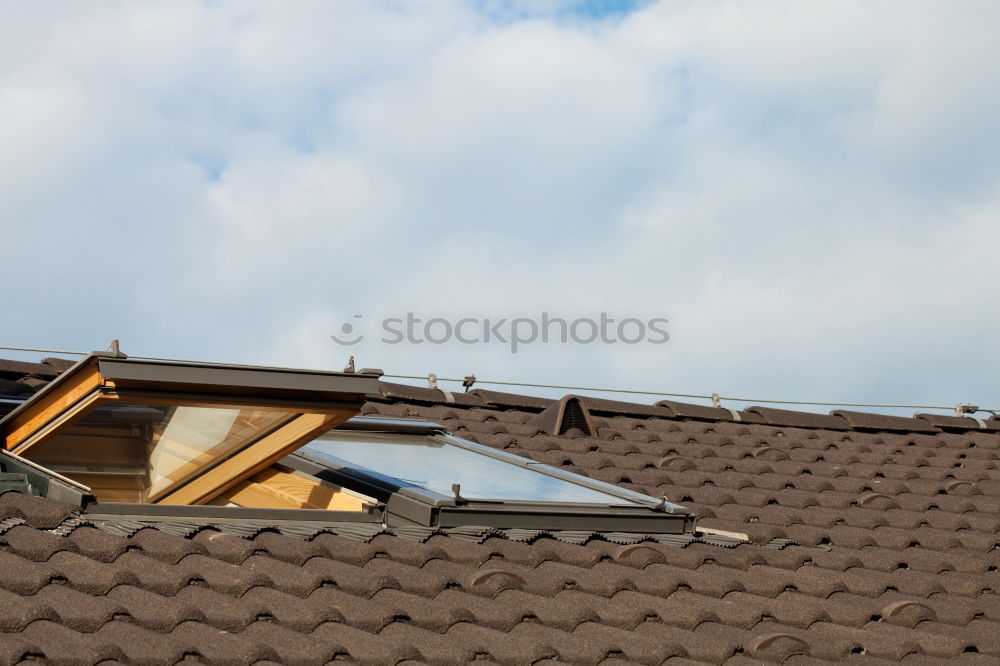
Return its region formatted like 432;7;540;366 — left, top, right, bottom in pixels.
371;380;997;435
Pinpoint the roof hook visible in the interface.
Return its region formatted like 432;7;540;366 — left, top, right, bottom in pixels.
343;355;356;374
106;339;127;359
451;483;467;505
428;373;455;403
463;374;477;393
711;393;742;422
653;495;668;512
956;403;987;429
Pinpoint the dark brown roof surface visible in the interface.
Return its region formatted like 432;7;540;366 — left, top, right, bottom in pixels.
0;364;998;664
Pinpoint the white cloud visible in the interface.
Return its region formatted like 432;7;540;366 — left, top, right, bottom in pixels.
2;0;999;414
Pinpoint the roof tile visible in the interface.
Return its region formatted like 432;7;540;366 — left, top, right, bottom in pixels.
831;410;941;433
2;367;1000;664
744;407;851;430
169;619;280;664
0;633;44;666
311;620;425;665
1;525;78;561
0;493;77;530
106;584;204;632
0;587;58;632
92;620;197;665
18;620;127;664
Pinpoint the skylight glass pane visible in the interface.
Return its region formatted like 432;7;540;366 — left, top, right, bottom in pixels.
27;403;293;502
304;431;637;504
147;406;291;497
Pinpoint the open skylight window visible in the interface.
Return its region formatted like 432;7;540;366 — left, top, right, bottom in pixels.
0;354;378;506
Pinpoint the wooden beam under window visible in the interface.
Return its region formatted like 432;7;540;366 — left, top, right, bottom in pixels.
219;465;372;510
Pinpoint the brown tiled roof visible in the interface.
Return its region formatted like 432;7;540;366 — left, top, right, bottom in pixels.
0;363;998;663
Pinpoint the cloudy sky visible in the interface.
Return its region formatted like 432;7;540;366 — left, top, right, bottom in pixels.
2;1;998;415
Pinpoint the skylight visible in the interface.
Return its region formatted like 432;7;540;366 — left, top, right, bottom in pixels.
0;354;378;505
287;417;692;533
303;430;636;504
0;355;692;533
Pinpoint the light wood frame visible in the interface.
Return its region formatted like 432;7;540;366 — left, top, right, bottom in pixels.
218;464;375;510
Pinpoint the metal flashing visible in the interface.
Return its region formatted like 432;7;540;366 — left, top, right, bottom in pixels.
339;415;446;434
80;500;382;524
0;449;94;507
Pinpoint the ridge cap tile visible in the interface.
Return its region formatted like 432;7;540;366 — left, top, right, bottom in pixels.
569;396;672;420
831;410;942;433
378;380;485;407
654;400;737;421
0;358;62;378
916;412;1000;431
468;388;555;410
744;406;852;431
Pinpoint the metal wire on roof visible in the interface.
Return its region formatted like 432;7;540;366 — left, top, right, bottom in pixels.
378;373;991;414
0;344;994;415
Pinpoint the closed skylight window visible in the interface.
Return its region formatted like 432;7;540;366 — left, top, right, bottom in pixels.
304;430;637;504
287;417;692;533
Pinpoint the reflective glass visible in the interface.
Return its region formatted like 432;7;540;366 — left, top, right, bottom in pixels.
27;403;293;502
304;431;637;504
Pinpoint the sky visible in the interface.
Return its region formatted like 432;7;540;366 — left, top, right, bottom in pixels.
2;1;999;417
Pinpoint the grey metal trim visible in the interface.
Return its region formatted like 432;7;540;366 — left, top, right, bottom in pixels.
431;505;692;533
340;415;446;434
0;450;95;508
107;388;364;412
45;479;90;505
385;494;438;526
96;358;379;396
0;355;379;429
0;449;91;492
81;501;383;523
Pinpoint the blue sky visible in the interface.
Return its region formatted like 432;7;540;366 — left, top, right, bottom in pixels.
2;1;999;416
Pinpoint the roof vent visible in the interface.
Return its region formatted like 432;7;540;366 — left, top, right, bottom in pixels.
529;396;596;437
